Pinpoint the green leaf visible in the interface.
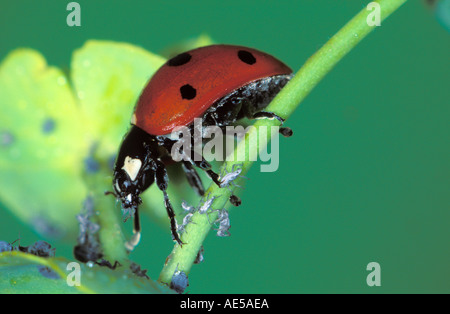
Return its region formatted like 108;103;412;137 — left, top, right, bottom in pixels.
0;251;172;294
71;40;166;157
0;49;88;237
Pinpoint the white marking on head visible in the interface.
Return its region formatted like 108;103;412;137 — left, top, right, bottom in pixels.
122;156;142;181
131;113;137;125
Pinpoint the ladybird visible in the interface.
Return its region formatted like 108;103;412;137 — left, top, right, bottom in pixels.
112;44;293;248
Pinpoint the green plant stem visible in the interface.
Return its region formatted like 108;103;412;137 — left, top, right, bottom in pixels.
158;0;408;285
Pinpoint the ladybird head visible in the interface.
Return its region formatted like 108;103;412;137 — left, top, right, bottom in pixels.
112;126;157;215
113;160;144;211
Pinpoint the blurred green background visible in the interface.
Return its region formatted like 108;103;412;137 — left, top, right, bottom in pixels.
0;0;449;293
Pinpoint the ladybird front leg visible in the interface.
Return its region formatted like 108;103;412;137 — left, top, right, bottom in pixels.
123;208;141;251
153;159;184;245
184;146;245;209
124;207;141;251
192;158;222;188
251;111;293;137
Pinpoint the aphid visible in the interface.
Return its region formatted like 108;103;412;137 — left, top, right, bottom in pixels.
27;240;55;258
177;197;213;234
229;194;242;207
3;239;56;258
177;211;194;234
207;208;232;237
112;44;292;248
194;246;205;264
216;227;231;238
181;200;195;213
178;194;217;233
181;194;216;216
198;194;216;215
0;238;24;253
214;209;231;237
170;267;189;294
219;164;247;188
0;241;12;253
217;209;231;237
130;262;150;279
2;238;60;279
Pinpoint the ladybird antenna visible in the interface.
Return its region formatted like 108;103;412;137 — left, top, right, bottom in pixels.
11;236;20;246
104;190;118;198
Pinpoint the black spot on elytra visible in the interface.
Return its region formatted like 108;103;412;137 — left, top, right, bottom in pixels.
238;50;256;65
180;84;196;100
168;53;192;66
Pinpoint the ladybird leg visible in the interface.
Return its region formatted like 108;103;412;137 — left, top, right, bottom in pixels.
186;149;222;188
163;134;224;189
153;159;183;245
125;207;141;251
182;161;205;196
158;134;221;187
251;112;293;137
193;159;221;188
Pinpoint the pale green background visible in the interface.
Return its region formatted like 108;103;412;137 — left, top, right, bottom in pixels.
1;0;449;293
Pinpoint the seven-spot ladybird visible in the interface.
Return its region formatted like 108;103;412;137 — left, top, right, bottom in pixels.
112;44;293;248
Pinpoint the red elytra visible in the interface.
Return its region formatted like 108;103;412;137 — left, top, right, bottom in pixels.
134;44;292;136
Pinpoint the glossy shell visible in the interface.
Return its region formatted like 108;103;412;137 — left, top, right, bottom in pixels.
134;44;292;136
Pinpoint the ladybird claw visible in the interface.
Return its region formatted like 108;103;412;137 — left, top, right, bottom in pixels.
174;235;185;246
